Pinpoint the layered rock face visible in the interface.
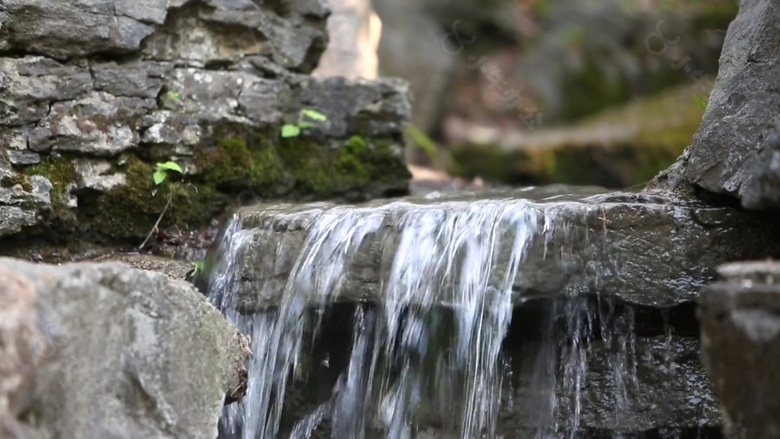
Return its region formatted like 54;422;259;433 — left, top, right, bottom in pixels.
0;258;248;439
0;0;412;246
655;0;780;209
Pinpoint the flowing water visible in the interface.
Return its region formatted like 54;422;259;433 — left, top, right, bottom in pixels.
204;191;702;438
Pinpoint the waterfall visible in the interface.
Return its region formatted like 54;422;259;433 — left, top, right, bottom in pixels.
203;193;698;438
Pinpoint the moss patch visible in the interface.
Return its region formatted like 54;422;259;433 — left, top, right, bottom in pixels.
448;83;710;188
197;126;409;199
0;174;33;192
83;157;228;240
23;159;78;201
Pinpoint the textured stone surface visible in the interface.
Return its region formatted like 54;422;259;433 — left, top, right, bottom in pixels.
0;0;328;70
740;124;780;209
215;188;780;312
0;266;42;439
658;0;780;207
503;334;717;435
0;0;412;245
0;257;248;439
699;260;780;439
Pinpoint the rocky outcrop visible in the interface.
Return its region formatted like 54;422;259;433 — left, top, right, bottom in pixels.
0;258;248;439
656;0;780;208
699;260;780;438
206;187;780;312
0;0;412;247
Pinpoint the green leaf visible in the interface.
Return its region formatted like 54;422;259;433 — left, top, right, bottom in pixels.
693;95;708;111
165;91;181;103
156;161;183;173
297;121;316;129
281;124;301;138
300;109;328;122
152;170;167;185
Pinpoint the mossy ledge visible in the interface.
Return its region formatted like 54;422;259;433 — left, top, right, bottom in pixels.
448;83;709;189
196;125;411;200
5;128;410;246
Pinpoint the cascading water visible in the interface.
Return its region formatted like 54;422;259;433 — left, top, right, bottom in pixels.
206;199;542;438
203;192;708;438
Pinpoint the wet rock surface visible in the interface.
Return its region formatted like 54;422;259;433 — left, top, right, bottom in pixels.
0;257;248;439
699;260;780;439
659;0;780;208
215;187;780;312
0;0;411;246
261;299;718;437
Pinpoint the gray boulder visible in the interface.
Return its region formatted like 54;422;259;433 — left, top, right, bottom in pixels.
699;260;780;439
0;258;248;439
659;0;780;208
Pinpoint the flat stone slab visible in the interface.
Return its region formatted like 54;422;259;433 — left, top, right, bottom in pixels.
212;187;780;312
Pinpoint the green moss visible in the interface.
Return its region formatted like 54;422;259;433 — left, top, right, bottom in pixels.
449;83;708;188
278;135;373;195
197;126;408;199
198;136;285;192
88;157;228;239
23;159;78;202
559;56;633;123
0;174;33;192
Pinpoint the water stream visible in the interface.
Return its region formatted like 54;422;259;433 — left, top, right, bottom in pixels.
204;191;708;438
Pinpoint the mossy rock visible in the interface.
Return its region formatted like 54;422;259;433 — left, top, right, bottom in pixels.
448;83;710;188
11;127;409;244
196;125;410;200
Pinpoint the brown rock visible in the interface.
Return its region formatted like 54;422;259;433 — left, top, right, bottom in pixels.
0;267;42;439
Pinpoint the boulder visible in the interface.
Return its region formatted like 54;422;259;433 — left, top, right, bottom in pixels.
204;187;780;312
0;0;412;248
0;258;248;439
0;266;42;438
699;260;780;438
657;0;780;208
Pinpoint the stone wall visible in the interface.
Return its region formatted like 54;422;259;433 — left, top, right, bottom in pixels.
0;0;412;248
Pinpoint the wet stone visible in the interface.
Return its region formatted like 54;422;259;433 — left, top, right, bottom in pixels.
217;188;780;312
699;260;780;438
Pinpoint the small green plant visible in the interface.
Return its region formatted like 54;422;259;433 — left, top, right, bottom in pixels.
153;161;184;185
139;160;185;250
693;94;708;111
281;109;329;138
164;90;182;103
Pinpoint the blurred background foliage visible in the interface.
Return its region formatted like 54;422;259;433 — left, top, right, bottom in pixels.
371;0;736;189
